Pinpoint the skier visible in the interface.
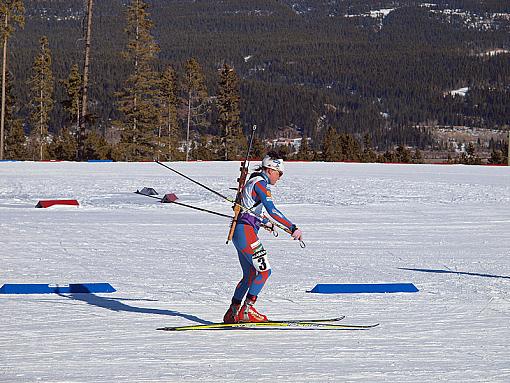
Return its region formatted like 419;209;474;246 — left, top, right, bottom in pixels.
223;153;303;323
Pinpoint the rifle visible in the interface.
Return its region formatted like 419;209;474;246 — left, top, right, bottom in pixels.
226;125;257;244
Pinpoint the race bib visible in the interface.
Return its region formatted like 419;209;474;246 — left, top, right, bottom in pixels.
250;241;271;272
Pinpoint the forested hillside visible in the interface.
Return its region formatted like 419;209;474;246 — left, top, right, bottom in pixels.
7;0;510;156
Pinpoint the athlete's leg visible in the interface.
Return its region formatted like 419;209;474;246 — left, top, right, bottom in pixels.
226;224;273;322
233;224;272;299
247;239;272;296
236;227;272;322
232;249;256;303
224;224;256;323
231;224;257;303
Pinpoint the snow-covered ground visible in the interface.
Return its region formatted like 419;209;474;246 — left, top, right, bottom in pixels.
0;161;509;382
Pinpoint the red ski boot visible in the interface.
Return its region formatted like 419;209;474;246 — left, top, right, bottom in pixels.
237;296;268;323
223;303;241;324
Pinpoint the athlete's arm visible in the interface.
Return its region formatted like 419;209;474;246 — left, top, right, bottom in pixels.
252;180;294;229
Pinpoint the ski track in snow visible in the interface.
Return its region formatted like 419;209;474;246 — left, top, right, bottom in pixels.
0;161;509;382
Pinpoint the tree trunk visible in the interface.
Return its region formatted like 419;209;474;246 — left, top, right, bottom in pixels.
186;92;191;161
167;103;171;160
157;125;161;161
39;88;43;160
0;14;8;160
79;0;93;159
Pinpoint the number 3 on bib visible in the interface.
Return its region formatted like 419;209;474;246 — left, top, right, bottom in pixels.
250;241;271;272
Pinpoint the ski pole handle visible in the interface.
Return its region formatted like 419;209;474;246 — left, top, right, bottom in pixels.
268;220;306;248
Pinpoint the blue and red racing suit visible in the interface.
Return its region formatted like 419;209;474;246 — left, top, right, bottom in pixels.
231;172;296;301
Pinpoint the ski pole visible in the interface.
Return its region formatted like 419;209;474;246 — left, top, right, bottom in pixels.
135;190;280;233
136;187;292;239
156;152;265;222
155;161;231;202
155;160;264;219
134;190;233;219
154;142;305;246
269;221;306;248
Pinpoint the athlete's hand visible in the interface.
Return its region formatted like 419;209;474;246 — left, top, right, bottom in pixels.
291;228;303;241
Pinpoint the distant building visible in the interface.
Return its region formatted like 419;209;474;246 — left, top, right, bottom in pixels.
445;87;469;97
269;137;304;151
264;125;311;151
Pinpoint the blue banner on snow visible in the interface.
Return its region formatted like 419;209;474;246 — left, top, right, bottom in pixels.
0;283;116;294
307;283;418;294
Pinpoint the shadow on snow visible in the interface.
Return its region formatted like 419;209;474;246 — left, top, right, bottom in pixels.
58;293;213;325
398;267;510;280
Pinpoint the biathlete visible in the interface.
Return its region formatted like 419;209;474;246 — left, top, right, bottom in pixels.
223;153;303;323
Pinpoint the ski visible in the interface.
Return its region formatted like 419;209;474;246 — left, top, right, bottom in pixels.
250;316;345;323
157;316;379;331
157;315;345;331
157;322;378;331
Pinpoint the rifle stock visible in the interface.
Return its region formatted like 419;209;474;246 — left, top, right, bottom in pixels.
226;161;248;243
226;126;257;243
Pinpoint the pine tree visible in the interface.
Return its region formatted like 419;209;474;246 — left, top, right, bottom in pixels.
488;149;503;164
296;135;311;160
413;148;424;164
83;130;111;160
322;126;339;162
27;36;54;161
157;65;179;161
380;149;398;163
217;64;244;160
0;0;24;160
5;119;26;159
463;142;482;165
48;127;77;160
3;70;24;159
61;64;82;133
251;137;266;159
396;145;412;163
339;133;361;161
183;57;208;161
362;133;377;163
116;0;160;161
190;135;214;161
208;135;223;160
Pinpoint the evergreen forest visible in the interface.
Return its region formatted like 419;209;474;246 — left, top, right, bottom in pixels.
2;0;509;162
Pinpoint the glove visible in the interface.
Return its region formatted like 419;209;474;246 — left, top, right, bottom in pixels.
290;225;303;241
